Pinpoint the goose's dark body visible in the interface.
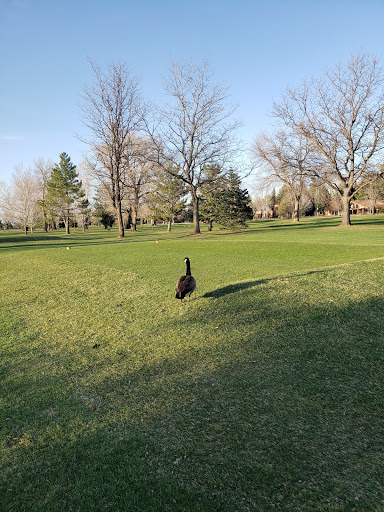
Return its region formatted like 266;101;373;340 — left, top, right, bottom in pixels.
175;257;196;301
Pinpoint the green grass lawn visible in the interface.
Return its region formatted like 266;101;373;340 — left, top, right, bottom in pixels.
1;216;384;511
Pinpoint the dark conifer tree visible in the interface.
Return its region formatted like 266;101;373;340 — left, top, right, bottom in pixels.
216;172;253;228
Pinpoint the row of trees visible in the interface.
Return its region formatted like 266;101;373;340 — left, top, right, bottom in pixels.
0;154;88;234
255;171;384;220
79;60;243;237
81;52;384;232
2;52;384;232
0;152;252;234
1;59;251;235
354;172;384;212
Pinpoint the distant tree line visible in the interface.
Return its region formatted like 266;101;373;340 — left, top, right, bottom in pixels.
0;154;90;234
0;154;251;234
254;172;384;220
2;52;384;231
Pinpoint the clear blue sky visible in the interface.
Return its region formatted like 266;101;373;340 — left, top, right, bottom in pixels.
1;0;384;182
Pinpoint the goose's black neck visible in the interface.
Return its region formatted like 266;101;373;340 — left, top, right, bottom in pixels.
185;259;191;276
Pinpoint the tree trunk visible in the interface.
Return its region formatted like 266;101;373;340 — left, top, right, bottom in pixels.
65;216;70;235
208;220;213;231
43;214;48;232
124;209;132;230
116;200;124;238
112;178;124;238
131;207;137;232
167;220;171;232
191;188;200;234
292;197;300;222
341;194;352;226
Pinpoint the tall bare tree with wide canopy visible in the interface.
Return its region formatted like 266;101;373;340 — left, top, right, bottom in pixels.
80;61;143;238
147;60;241;234
251;130;311;222
273;52;384;226
0;166;40;233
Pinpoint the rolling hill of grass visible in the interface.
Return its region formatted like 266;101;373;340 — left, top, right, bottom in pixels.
1;216;384;511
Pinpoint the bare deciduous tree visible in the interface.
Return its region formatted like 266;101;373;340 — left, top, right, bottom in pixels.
251;130;311;222
0;166;40;233
33;157;53;231
273;52;384;226
147;60;241;234
80;60;143;238
122;136;156;231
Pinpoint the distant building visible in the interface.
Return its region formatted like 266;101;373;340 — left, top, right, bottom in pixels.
253;206;276;219
350;200;384;215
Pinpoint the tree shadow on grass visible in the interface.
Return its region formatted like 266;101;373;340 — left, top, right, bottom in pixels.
2;215;384;254
2;268;384;511
202;268;332;298
0;234;63;245
251;215;384;230
203;280;269;297
0;230;199;254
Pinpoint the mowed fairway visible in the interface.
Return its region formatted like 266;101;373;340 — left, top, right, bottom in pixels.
1;217;384;511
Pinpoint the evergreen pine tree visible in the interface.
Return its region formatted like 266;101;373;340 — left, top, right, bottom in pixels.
199;164;225;231
78;198;91;232
46;153;84;234
199;190;219;231
149;167;187;231
216;172;253;229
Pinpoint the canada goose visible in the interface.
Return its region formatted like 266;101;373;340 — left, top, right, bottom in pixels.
175;257;196;301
